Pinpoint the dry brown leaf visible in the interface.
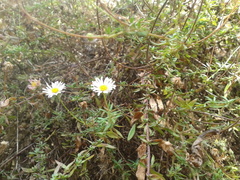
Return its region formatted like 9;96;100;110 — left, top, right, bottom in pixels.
149;96;164;113
0;141;9;155
74;136;82;153
154;139;174;156
165;100;176;114
0;98;10;108
98;147;111;175
133;111;144;120
79;101;88;109
188;129;219;167
130;110;144;125
171;76;185;89
136;143;146;180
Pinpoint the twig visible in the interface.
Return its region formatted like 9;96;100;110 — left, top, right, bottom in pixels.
16;111;19;169
181;0;197;30
16;0;124;39
150;0;169;33
208;45;240;81
192;3;239;45
145;115;151;178
16;0;167;40
184;0;203;43
146;0;168;62
191;110;240;133
98;0;129;27
0;143;34;168
191;110;240;122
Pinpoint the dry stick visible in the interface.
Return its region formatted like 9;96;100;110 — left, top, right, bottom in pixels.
208;45;240;81
0;143;34;168
142;0;154;13
191;110;240;122
146;119;151;178
16;111;19;170
142;100;153;179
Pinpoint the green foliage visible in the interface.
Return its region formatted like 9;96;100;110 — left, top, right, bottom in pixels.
0;0;240;179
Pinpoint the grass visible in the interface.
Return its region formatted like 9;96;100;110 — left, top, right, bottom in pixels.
0;0;240;179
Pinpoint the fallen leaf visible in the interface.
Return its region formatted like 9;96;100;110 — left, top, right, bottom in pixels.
79;101;88;109
153;139;174;156
130;110;143;125
149;96;164;113
74;136;82;153
0;98;10;107
136;143;146;180
0;141;9;155
133;111;144;120
171;76;185;89
188;129;219;167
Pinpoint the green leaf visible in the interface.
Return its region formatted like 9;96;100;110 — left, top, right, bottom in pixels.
106;130;121;139
127;123;136;141
96;143;116;149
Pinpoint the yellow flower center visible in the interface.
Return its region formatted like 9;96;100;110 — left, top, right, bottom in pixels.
31;82;38;87
51;88;59;93
99;85;108;91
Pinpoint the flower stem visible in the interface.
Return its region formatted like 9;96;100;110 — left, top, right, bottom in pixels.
58;96;84;124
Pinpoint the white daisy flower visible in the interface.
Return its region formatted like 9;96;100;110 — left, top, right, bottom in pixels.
42;81;66;98
91;77;116;96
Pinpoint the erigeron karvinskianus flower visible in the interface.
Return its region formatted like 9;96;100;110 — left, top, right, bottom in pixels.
42;81;66;98
91;77;116;96
27;79;41;90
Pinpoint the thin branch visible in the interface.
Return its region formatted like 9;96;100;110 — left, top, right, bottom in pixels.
192;3;239;45
16;0;166;40
98;0;129;27
146;0;168;62
181;0;197;30
0;143;34;168
146;122;151;178
184;0;203;43
16;0;123;39
150;0;169;33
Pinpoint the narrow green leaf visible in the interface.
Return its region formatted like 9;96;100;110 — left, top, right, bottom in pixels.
106;131;120;139
96;143;116;149
127;123;136;141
